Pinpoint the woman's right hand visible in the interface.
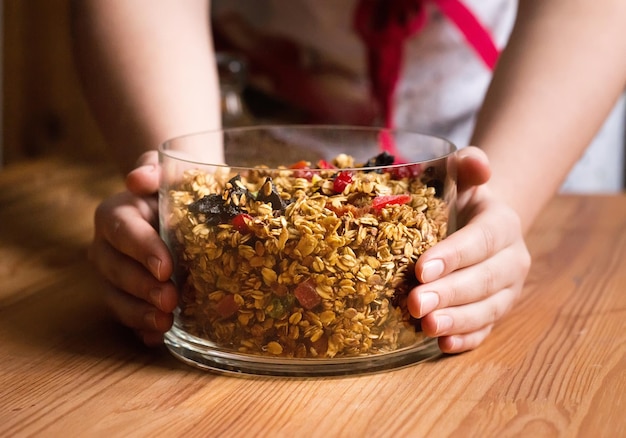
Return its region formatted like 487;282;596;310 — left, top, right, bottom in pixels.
89;151;177;346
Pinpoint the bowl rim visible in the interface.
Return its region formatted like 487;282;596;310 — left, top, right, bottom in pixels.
158;124;458;171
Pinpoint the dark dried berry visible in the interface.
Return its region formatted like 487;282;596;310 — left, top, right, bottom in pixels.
227;175;250;200
189;194;242;225
188;193;223;215
427;179;444;197
364;151;395;172
256;177;287;212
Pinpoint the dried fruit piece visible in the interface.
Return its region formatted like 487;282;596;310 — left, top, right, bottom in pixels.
289;160;314;180
189;194;241;225
332;171;353;194
257;177;287;212
390;164;422;180
266;295;295;319
232;213;253;234
216;294;239;319
364;151;395;171
371;194;412;211
294;278;322;310
316;159;336;169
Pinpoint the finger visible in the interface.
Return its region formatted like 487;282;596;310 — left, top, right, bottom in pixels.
416;203;522;283
456;146;491;192
103;283;174;334
408;242;530;317
126;150;160;195
420;286;519;339
437;324;494;354
94;194;172;282
89;239;178;313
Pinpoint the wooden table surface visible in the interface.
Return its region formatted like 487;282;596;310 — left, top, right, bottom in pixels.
1;156;625;437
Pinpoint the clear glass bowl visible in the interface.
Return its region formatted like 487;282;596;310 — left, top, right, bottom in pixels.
159;125;457;376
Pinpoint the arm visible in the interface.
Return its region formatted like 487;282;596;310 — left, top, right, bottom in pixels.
409;0;626;353
474;0;626;231
71;0;220;344
71;0;220;173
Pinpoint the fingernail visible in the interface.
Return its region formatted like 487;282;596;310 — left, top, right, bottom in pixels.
147;256;161;279
435;315;453;334
422;259;444;282
142;164;156;173
149;288;162;310
447;336;460;352
419;291;439;317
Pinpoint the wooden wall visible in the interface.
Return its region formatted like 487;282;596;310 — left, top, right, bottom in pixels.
2;0;108;165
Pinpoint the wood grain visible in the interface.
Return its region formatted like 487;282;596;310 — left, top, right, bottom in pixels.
1;157;625;437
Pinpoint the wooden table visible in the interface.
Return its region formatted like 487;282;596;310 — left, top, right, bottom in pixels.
1;156;625;437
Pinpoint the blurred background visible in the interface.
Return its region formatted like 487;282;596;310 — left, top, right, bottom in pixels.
0;0;300;170
2;0;625;189
2;0;109;167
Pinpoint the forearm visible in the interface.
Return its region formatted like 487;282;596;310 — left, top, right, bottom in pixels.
471;0;626;232
70;0;221;173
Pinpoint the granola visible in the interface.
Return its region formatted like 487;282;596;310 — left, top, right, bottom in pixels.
163;153;450;358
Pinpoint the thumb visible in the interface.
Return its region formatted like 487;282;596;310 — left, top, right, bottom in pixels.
457;146;491;192
125;150;160;195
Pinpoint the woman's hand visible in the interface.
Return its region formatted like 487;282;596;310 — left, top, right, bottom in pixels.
89;151;177;346
408;147;531;353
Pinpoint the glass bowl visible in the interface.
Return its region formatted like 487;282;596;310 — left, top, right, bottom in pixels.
159;125;457;376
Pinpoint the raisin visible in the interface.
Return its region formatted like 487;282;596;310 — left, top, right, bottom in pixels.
215;294;239;319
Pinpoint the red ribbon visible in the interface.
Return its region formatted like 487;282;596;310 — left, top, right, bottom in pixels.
435;0;499;70
354;0;500;130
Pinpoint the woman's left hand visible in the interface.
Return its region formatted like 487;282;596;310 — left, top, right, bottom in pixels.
407;146;531;353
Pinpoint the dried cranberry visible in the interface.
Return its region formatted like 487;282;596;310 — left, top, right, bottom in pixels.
232;213;253;234
390;164;422;180
289;160;314;180
332;171;353;194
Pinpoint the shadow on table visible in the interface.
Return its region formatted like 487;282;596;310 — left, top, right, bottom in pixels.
0;256;195;374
